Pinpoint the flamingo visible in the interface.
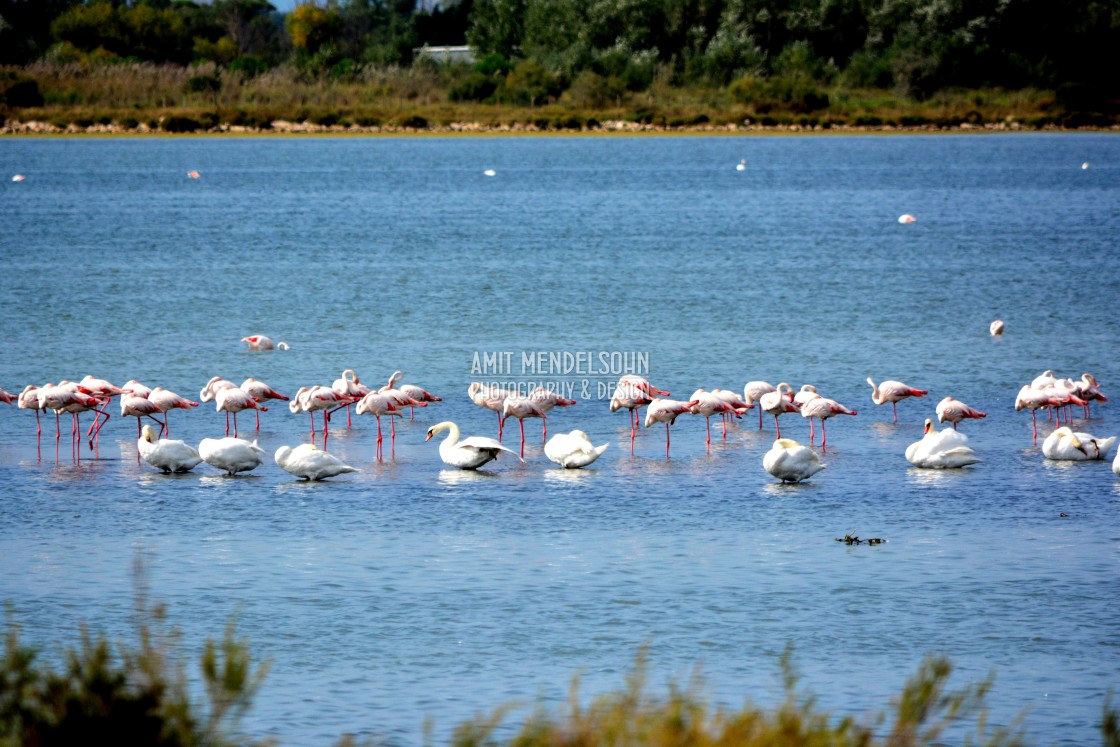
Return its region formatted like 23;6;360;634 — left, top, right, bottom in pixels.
906;419;981;469
799;396;857;449
240;377;289;430
609;376;665;452
935;397;986;430
759;383;800;438
39;382;98;460
241;335;289;351
274;444;358;481
743;381;777;429
17;385;44;458
384;371;442;420
1073;373;1107;418
292;385;350;443
643;397;699;458
121;393;165;438
1030;370;1057;390
1015;385;1058;442
867;377;928;422
148;387;199;436
1041;383;1086;425
0;388;14;405
502;396;548;458
122;379;153;398
354;391;402;460
898;213;917;224
1041;427;1116;462
78;375;124;447
200;376;235;403
137;424;202;473
331;370;370;427
527;387;576;442
468;382;515;441
689;389;739;447
377;377;428;449
544;430;609;469
214;386;266;438
793;385;822;441
198;436;264;475
763;439;824;483
990;320;1004;336
425;421;520;470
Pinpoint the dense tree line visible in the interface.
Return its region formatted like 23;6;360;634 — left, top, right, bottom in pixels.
1;0;1117;111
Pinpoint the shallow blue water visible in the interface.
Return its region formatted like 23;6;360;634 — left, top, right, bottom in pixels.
1;133;1118;745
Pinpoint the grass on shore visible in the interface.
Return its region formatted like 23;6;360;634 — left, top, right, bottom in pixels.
2;61;1112;134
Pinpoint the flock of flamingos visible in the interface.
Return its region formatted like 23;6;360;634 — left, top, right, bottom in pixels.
1;333;1116;483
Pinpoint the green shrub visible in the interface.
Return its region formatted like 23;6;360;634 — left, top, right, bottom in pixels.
449;72;497;102
1;78;45;108
398;114;428;129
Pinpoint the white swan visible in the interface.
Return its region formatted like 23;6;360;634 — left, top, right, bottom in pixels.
762;438;824;483
544;430;608;469
198;436;264;475
905;419;980;469
137;424;202;473
1113;448;1120;478
425;420;520;470
274;443;358;481
1042;427;1117;462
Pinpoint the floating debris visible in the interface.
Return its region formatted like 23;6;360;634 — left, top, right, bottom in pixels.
836;533;884;545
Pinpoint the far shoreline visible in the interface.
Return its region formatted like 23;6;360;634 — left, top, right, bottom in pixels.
5;118;1118;138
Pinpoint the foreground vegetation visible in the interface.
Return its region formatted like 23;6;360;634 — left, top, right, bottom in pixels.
2;0;1118;133
2;588;1118;746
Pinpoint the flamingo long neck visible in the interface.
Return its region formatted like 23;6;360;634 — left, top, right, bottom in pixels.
867;378;882;404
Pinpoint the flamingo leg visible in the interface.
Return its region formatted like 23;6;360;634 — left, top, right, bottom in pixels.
722;414;728;440
347;404;352;428
809;417;815;444
375;416;383;460
774;415;782;439
163;411;170;437
1031;410;1038;442
542;418;547;445
705;416;711;448
322;411;329;448
35;410;42;461
55;411;61;462
225;411;230;436
630;408;636;454
892;402;898;423
309;412;315;437
497;411;504;441
255;408;260;431
409;406;415;422
71;413;79;463
758;407;764;430
665;421;671;458
519;418;526;459
820;419;828;450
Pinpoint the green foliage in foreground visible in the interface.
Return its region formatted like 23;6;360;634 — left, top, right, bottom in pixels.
2;600;1118;747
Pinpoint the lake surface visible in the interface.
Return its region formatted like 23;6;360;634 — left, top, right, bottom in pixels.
1;133;1118;745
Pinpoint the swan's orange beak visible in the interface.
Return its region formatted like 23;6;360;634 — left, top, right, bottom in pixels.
425;431;434;441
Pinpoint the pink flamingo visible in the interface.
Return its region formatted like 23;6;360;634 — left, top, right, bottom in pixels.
378;376;428;443
330;370;370;427
469;382;515;441
935;397;986;430
689;389;739;447
528;386;575;442
290;385;351;444
123;379;153;398
743;381;777;429
867;377;928;422
610;376;669;452
214;386;266;438
241;335;289;351
799;396;857;449
149;387;200;436
240;377;289;430
200;376;235;403
355;391;402;460
0;388;13;405
644;397;700;458
1073;373;1107;418
59;391;105;462
1015;385;1056;442
120;393;165;445
502;396;548;458
18;385;44;458
793;385;822;441
79;376;125;445
759;383;800;438
385;371;442;420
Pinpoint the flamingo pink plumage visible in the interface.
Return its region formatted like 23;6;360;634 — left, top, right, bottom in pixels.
469;382;515;441
935;397;986;430
759;383;800;438
799;396;857;449
240;377;289;430
502;396;548;458
149;387;200;436
867;377;928;422
120;393;165;441
689;389;740;447
643;397;700;458
743;381;777;429
355;391;402;460
214;386;266;438
610;376;669;452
